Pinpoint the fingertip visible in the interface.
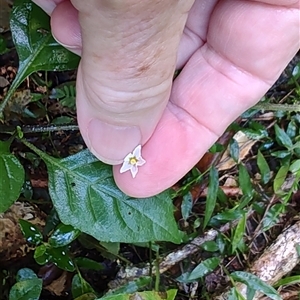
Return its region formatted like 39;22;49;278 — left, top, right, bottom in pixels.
51;1;82;52
32;0;57;14
113;104;219;198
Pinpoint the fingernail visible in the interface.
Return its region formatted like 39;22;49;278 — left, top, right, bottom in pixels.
87;119;142;165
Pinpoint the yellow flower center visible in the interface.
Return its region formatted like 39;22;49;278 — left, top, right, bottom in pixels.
129;156;138;165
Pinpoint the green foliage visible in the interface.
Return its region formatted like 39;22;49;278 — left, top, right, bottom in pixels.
229;138;240;163
50;82;76;109
74;258;104;271
19;219;43;245
181;192;193;221
49;223;81;247
23;140;183;244
9;269;42;300
274;275;300;288
104;277;152;296
0;36;9;54
242;121;269;140
256;150;271;184
273;163;289;194
46;151;181;243
238;164;254;201
203;167;219;228
72;274;97;299
230;272;281;300
0;0;79;116
231;213;246;254
0;140;25;213
177;258;220;283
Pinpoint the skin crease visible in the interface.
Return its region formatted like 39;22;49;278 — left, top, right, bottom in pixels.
33;0;300;197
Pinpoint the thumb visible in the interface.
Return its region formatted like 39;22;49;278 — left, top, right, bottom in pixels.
51;0;194;164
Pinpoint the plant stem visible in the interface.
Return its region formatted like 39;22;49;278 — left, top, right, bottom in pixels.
0;124;79;134
253;102;300;112
154;248;160;292
20;138;49;161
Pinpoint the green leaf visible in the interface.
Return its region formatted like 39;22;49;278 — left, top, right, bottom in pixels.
105;277;152;296
49;223;81;248
209;143;225;153
187;257;221;281
271;150;291;159
274;124;293;150
9;269;42;300
201;241;219;252
228;288;245;300
52;116;74;125
257;151;271;184
217;187;228;204
0;36;8;54
19;219;43;245
74;294;97;300
16;268;37;282
74;257;104;271
100;290;177;300
34;244;49;265
242;123;268;140
286;120;297;139
34;244;75;271
0;0;79;114
27;145;182;243
289;159;300;174
203;167;219;229
72;274;96;299
46;247;75;272
100;242;120;256
238;164;253;198
273;164;290;193
177;257;220;282
231;271;281;300
44;208;61;236
262;204;285;231
229;138;240;163
246;287;256;300
181;192;193;220
0;141;25;213
231;213;246;253
274;275;300;288
209;209;245;227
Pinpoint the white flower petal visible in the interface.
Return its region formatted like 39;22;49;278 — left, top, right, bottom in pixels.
132;145;142;158
138;154;146;165
120;161;132;173
130;165;138;178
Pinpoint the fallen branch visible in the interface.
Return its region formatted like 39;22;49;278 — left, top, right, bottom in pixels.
216;221;300;300
109;211;254;288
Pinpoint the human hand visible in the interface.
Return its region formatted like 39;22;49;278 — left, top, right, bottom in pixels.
33;0;300;197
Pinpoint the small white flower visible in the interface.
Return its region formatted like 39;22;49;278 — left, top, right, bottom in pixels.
120;145;146;178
